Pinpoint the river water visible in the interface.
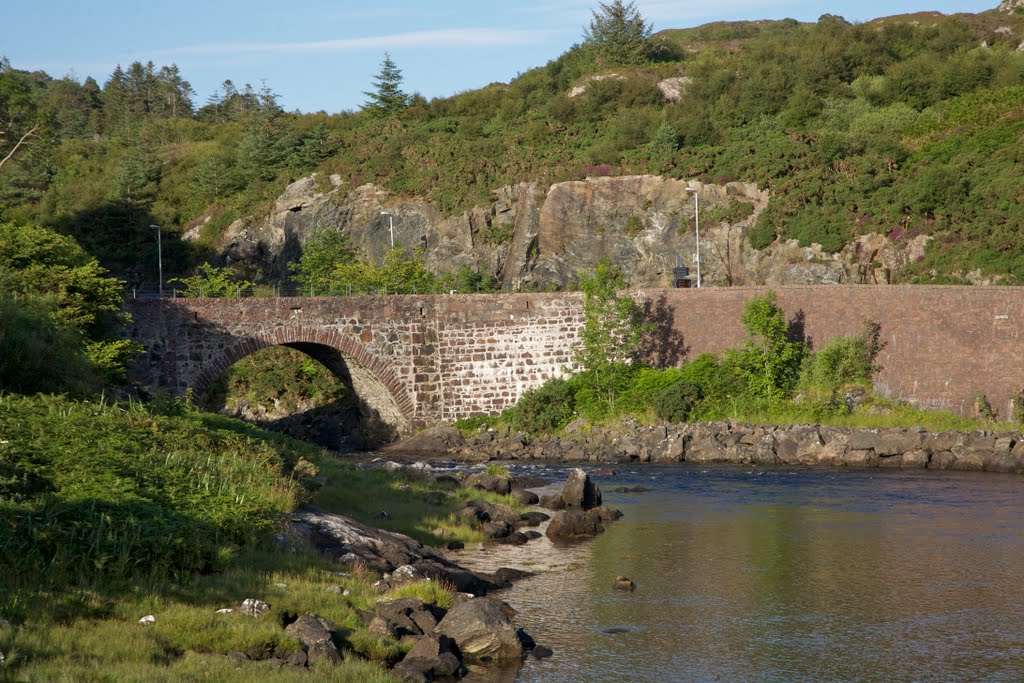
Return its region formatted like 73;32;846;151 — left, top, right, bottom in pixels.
451;464;1024;683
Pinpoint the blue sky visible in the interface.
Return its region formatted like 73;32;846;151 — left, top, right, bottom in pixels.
7;0;997;113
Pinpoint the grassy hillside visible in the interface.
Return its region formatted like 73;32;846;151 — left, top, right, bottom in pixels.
3;6;1024;283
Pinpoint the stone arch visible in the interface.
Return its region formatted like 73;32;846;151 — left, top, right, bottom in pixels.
192;325;412;436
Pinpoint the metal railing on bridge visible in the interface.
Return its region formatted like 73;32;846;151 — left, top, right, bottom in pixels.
128;281;497;300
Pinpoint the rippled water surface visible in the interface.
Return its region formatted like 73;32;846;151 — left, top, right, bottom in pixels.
454;465;1024;683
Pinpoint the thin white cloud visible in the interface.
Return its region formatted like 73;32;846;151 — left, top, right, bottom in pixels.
511;0;794;24
146;28;549;59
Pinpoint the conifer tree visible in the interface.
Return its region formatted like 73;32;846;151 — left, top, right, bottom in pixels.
363;53;408;117
583;1;652;65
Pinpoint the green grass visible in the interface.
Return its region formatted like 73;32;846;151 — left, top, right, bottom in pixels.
0;392;523;681
314;459;521;547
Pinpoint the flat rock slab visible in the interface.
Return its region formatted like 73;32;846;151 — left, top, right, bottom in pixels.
289;508;499;595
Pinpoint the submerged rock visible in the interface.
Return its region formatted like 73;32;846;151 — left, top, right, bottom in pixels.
613;576;637;591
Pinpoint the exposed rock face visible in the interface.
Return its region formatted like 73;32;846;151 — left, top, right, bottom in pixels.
999;0;1024;13
197;173;932;291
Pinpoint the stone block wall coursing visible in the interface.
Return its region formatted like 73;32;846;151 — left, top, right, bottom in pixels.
126;293;584;430
127;285;1024;430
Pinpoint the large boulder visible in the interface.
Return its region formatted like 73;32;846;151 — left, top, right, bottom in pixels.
394;635;464;680
284;613;342;665
545;509;605;540
561;468;602;509
464;472;512;495
388;425;466;454
434;598;524;663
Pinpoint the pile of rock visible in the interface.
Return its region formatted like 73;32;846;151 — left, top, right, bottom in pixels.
190;593;544;680
543;468;623;540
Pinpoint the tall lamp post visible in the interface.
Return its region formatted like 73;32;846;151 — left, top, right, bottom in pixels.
150;224;163;296
380;211;394;249
686;187;701;288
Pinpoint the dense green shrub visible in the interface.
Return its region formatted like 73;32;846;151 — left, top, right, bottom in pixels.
652;380;703;423
506;378;576;433
799;320;884;395
730;292;806;401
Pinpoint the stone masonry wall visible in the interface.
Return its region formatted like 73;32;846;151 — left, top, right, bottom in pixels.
645;285;1024;418
126;293;583;430
128;285;1024;431
436;295;583;419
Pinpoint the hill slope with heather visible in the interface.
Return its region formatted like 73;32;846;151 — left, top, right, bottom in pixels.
3;3;1024;286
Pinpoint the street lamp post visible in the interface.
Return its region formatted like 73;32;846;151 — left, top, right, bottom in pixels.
150;224;163;296
380;212;394;249
686;187;701;288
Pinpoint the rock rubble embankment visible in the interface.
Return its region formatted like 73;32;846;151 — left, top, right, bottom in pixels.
454;422;1024;473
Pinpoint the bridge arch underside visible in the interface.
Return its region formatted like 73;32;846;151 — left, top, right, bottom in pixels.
194;335;412;444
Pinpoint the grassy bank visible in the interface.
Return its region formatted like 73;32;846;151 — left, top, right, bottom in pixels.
0;393;515;681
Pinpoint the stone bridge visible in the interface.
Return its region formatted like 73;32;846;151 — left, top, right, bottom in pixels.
126;285;1024;433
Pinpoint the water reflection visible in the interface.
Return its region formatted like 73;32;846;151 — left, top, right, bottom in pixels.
456;465;1024;683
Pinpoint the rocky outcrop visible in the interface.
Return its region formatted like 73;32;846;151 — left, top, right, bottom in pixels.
456;422;1024;473
194;172;931;291
287;509;501;595
284;613;343;666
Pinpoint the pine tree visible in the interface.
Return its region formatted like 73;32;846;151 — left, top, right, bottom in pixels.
363;53;408;117
583;1;652;65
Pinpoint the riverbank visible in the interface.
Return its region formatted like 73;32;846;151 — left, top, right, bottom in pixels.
0;394;548;682
424;421;1024;474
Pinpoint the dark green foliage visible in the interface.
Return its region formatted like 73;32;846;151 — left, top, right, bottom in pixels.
363;53;409;117
0;222;136;384
0;296;100;394
730;292;806;401
204;346;347;416
506;378;576;433
289;228;356;294
2;11;1024;284
572;257;648;413
169;262;253;298
652;380;702;423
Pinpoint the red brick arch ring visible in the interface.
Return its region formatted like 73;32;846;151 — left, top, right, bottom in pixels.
191;325;414;423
